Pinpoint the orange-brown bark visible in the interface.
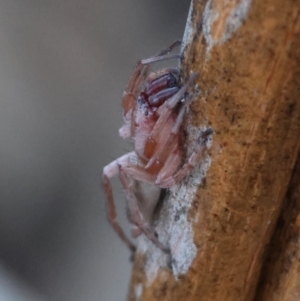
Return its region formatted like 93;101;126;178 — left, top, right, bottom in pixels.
255;156;300;301
128;0;300;301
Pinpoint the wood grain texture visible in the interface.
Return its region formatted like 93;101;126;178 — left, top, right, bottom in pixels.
255;156;300;301
128;0;300;300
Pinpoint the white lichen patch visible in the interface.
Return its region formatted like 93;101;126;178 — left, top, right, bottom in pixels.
203;0;220;54
181;0;195;54
203;0;252;55
137;126;212;285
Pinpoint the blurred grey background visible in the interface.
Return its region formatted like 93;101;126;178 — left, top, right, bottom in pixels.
0;1;190;300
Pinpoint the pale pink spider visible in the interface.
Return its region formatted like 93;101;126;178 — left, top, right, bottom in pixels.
102;41;212;254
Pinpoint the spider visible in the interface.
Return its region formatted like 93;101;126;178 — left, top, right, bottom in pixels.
102;41;212;255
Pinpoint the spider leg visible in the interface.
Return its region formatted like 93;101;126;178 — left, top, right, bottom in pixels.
118;165;171;254
140;40;181;65
156;128;213;188
143;73;198;168
156;40;181;56
121;164;157;184
141;53;181;65
144;96;194;182
140;40;181;66
145;94;194;169
102;153;137;253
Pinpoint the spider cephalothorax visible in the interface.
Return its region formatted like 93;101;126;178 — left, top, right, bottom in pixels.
103;41;212;254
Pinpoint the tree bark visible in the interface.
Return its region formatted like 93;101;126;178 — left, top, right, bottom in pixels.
255;155;300;301
127;0;300;301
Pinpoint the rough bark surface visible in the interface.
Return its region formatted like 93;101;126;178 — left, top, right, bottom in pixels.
255;155;300;301
128;0;300;301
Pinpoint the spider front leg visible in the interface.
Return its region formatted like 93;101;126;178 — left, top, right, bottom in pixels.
102;153;137;253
